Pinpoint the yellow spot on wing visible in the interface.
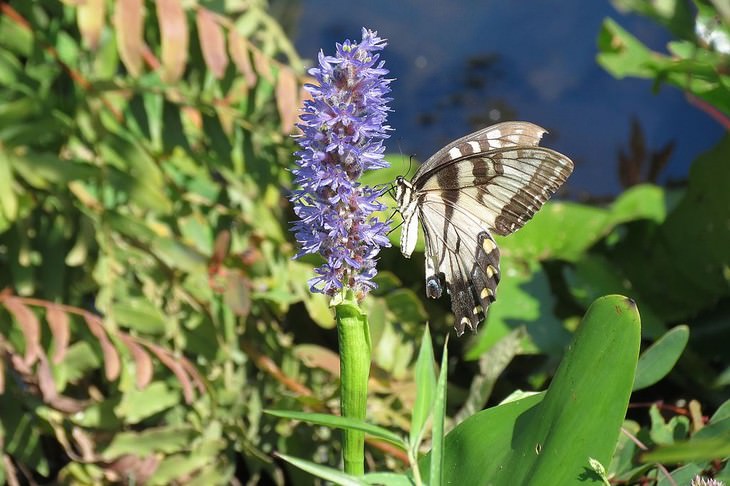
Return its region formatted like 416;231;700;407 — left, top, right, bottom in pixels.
482;238;496;253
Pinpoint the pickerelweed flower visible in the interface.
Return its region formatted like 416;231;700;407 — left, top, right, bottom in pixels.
291;28;392;297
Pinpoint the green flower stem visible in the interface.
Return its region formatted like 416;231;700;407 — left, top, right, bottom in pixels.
333;290;371;476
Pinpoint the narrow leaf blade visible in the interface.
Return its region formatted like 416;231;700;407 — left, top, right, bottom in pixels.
264;410;406;449
275;453;367;486
410;326;436;447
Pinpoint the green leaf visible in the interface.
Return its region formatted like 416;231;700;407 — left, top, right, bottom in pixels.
607;184;670;226
597;18;656;79
100;426;197;460
362;472;414;485
385;288;428;323
649;404;690;445
112;297;170;335
641;435;730;463
428;337;448;486
633;325;689;391
115;381;180;423
147;452;213;485
466;257;569;359
264;410;406;449
656;463;704;486
422;295;641;485
611;136;730;322
0;148;17;221
410;326;436;447
499;202;609;262
274;453;368;486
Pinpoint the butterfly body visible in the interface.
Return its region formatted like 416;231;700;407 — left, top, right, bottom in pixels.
395;122;573;335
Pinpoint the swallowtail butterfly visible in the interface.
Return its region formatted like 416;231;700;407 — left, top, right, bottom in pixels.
394;122;573;335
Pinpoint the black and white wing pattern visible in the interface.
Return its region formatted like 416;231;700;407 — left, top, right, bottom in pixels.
395;121;573;335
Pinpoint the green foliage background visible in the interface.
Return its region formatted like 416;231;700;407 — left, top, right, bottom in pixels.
0;0;728;484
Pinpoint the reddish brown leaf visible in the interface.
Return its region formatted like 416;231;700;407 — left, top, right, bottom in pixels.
105;454;160;484
46;304;70;364
295;344;341;377
252;48;273;82
84;314;121;381
228;31;256;87
276;67;299;134
118;334;153;389
178;356;206;395
3;297;42;366
35;354;88;413
113;0;144;76
145;343;194;403
196;8;228;79
156;0;188;83
77;0;105;50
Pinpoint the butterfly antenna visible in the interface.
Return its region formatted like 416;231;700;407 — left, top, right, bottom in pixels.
407;154;415;178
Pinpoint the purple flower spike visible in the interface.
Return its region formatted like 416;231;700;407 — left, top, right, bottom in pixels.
291;28;392;297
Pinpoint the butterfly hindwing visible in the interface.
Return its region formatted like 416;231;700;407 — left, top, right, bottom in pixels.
418;192;501;335
395;121;573;334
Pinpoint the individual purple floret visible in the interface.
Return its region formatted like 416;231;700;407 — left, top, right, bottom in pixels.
291;28;392;297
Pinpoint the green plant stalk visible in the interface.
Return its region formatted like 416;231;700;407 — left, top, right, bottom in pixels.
334;290;371;476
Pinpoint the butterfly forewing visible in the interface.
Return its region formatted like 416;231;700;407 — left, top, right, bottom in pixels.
396;121;573;335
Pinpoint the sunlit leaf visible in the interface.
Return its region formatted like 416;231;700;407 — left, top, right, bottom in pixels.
276;67;299;133
3;296;42;366
113;0;144;76
156;0;188;83
46;304;70;364
229;31;257;87
274;453;368;486
633;325;689;391
410;326;436;447
264;410;407;449
83;314;121;381
100;426;197;460
77;0;105;50
196;8;228;79
422;295;641;485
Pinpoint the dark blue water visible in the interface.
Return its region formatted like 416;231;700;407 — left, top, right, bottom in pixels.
292;1;725;197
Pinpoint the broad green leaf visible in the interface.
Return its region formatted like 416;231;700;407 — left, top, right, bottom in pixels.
649;404;690;445
422;295;641;485
112;297;169;335
148;452;212;485
410;326;436;447
499;202;608;262
611;136;730;321
115;381;180;423
275;453;367;486
656;463;704;486
633;325;689;390
466;257;569;359
607;184;670;226
597;18;656;79
563;254;666;338
100;426;197;460
264;410;406;449
385;288;428;323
